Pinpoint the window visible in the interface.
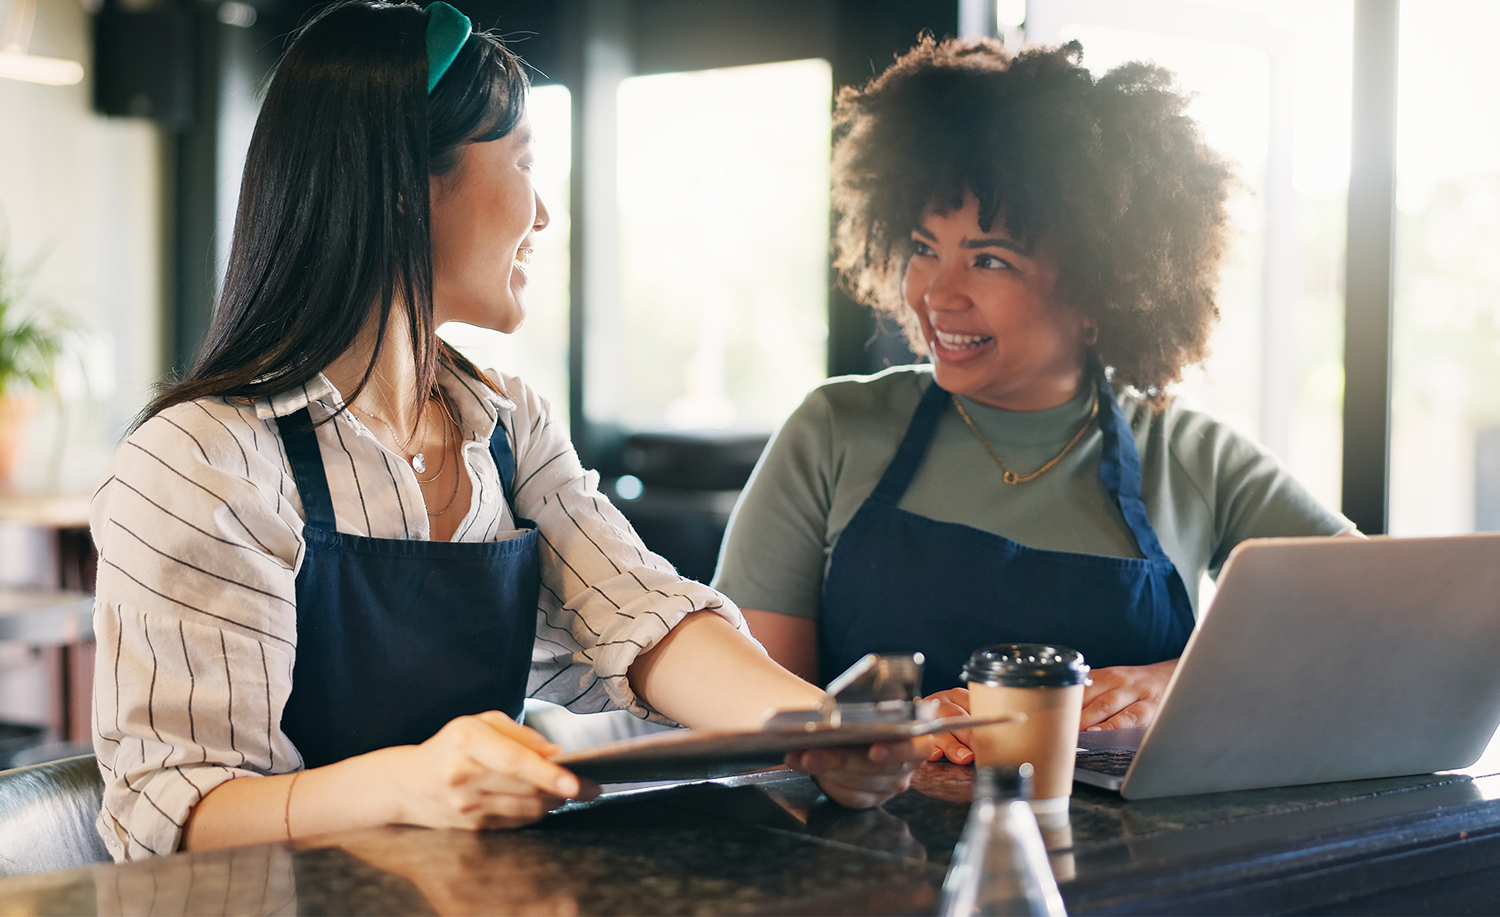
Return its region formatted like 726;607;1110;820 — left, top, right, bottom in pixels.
585;58;832;434
1389;1;1500;534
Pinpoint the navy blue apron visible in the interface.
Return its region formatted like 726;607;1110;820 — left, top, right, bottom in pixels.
819;372;1195;692
278;406;540;769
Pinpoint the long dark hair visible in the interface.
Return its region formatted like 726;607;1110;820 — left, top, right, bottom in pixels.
143;0;528;426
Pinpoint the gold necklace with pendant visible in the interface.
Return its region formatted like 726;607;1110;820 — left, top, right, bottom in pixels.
951;391;1099;485
350;390;450;482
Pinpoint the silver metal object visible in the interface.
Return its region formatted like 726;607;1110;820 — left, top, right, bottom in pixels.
762;653;928;731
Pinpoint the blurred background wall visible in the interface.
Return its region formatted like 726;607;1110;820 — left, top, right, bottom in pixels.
0;0;164;493
0;0;166;744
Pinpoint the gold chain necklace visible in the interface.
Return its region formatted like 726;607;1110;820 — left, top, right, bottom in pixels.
352;398;464;517
951;392;1099;485
422;434;464;517
418;391;463;517
350;391;451;482
410;394;456;485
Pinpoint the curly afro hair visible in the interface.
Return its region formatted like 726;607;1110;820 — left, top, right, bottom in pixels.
832;36;1233;400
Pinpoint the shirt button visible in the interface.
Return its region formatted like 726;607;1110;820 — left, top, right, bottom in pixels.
481;489;494;505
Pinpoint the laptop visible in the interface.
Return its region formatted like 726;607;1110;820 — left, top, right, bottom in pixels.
1072;534;1500;799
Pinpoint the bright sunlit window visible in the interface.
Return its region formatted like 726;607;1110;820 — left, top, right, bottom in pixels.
592;58;832;432
1389;1;1500;534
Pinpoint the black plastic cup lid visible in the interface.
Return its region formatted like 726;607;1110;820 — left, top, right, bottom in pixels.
961;643;1089;688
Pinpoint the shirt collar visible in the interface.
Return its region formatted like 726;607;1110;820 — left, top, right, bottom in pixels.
254;364;516;441
254;375;337;420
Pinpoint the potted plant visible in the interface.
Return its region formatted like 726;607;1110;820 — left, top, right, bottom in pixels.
0;246;68;487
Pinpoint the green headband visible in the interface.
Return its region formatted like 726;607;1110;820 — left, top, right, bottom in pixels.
425;1;472;95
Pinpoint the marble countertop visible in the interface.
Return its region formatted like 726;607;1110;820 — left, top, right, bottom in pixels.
4;763;1500;915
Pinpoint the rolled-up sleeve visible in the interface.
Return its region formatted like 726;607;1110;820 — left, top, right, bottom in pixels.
499;375;752;722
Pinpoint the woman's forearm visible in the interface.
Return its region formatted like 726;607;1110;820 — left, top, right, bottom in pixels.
185;712;587;852
182;749;405;851
184;612;850;853
630;614;933;808
627;611;828;729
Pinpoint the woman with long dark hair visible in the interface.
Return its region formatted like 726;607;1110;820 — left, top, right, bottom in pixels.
90;0;926;861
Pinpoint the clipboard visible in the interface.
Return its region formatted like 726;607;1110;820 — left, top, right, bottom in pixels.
557;711;1021;783
555;652;1021;783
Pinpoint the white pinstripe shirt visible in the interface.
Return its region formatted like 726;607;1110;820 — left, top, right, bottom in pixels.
91;365;747;861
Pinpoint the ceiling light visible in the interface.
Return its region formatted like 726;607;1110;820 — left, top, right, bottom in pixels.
0;48;83;85
0;0;84;86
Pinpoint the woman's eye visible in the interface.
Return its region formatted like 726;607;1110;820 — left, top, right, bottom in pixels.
911;240;936;257
974;253;1014;271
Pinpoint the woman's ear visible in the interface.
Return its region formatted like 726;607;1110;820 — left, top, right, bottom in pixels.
1082;320;1099;347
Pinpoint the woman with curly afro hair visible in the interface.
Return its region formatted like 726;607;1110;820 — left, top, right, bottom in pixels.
714;37;1354;758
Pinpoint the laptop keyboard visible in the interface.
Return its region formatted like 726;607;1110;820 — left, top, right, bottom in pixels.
1075;747;1136;777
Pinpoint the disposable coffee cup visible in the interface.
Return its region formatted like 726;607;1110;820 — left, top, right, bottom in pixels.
962;644;1089;815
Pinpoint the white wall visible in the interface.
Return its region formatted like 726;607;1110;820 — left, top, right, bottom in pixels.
0;0;167;493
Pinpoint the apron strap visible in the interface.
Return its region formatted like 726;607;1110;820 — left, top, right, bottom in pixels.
486;411;539;529
489;416;518;504
1094;371;1173;565
281;407;338;531
873;369;1174;569
283;398;534;533
869;378;950;504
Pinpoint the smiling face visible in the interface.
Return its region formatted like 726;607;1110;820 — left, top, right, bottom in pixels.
902;194;1090;411
428;115;549;333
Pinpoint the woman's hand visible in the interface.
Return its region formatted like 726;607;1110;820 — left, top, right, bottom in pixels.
383;711;597;830
1080;659;1179;730
921;687;976;764
627;611;928;807
185;711;597;851
785;736;935;809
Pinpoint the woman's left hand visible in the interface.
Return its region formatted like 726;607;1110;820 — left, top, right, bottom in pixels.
1080;658;1179;730
920;688;975;764
785;736;934;809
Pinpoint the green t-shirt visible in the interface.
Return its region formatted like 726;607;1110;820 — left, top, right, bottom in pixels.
714;366;1351;619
